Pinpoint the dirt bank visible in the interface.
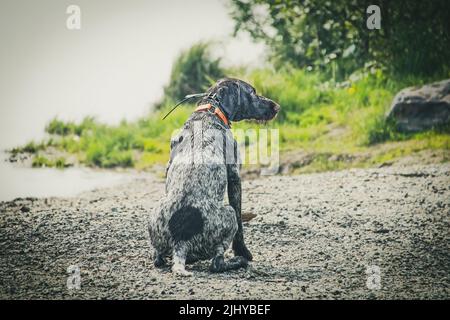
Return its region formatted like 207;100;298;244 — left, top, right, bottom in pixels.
0;164;449;299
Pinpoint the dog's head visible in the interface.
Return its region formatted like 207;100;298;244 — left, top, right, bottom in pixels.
202;78;280;122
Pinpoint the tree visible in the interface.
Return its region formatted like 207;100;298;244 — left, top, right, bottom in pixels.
229;0;450;77
161;42;225;104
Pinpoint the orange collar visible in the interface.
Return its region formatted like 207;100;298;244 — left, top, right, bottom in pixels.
195;103;230;127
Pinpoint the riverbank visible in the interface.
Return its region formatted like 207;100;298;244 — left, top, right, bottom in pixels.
1;163;448;299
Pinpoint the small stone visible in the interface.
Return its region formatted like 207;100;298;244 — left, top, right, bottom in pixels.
332;290;341;296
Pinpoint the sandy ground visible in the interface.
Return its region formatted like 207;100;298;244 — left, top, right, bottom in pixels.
0;164;449;299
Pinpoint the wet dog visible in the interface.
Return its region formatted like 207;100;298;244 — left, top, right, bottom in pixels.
148;78;280;276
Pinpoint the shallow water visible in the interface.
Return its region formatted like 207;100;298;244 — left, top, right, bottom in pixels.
0;152;133;202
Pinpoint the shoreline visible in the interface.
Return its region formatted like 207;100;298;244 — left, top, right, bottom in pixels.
0;152;150;202
1;163;449;299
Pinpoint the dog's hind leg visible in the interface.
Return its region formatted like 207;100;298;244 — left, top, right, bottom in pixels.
148;201;171;269
172;242;192;277
153;251;166;268
168;206;204;276
209;205;248;273
210;250;248;273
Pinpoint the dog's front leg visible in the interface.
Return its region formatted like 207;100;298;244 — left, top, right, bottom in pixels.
227;164;253;261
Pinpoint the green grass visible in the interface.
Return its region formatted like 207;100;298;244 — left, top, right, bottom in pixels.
10;139;55;155
46;117;93;136
32;156;67;168
10;67;450;172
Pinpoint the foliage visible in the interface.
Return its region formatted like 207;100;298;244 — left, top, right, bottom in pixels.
160;42;225;106
229;0;450;77
46;117;95;136
12;67;448;171
32;156;67;168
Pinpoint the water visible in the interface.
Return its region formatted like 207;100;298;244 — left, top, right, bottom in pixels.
0;152;134;202
0;0;264;201
0;0;264;151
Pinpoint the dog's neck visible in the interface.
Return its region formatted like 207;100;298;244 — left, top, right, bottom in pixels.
201;96;232;118
197;97;232;126
195;103;230;128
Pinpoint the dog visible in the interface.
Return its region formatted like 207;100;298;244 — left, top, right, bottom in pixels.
148;78;280;276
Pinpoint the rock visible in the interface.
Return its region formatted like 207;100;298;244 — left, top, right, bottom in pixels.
387;79;450;132
374;228;390;234
20;206;30;213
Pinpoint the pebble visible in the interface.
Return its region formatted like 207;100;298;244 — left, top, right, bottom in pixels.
1;163;448;299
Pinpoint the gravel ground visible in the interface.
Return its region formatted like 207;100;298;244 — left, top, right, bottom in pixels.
0;164;449;299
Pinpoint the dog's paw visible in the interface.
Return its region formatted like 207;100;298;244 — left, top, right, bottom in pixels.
153;256;166;268
233;245;253;262
173;269;193;277
172;265;193;277
229;256;249;269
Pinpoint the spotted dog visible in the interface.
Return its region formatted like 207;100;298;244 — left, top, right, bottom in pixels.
148;78;280;276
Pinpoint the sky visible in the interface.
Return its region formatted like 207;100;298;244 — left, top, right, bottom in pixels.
0;0;266;150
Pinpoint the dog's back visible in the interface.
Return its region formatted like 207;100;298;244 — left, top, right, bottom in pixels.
165;112;234;202
148;78;279;276
148;112;234;261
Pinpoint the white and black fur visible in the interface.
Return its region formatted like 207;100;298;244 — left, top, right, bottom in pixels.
148;78;280;276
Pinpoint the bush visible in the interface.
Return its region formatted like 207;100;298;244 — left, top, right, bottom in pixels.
46;116;96;136
22;141;40;153
17;141;47;154
85;142;106;167
32;156;51;168
160;42;225;105
102;150;134;168
12;65;449;171
32;156;66;168
46;118;75;136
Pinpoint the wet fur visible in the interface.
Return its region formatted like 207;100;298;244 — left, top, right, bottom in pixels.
148;78;279;275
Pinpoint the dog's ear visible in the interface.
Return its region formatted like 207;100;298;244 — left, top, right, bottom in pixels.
216;85;238;121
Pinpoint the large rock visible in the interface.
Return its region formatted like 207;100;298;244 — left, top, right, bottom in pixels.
387;79;450;132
